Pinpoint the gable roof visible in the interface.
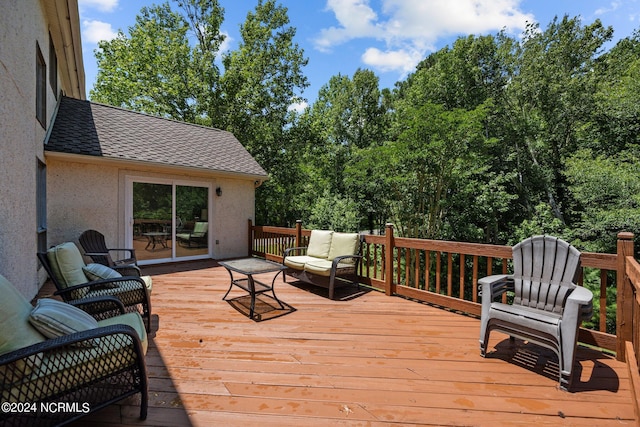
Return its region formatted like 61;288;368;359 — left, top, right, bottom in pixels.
45;96;268;180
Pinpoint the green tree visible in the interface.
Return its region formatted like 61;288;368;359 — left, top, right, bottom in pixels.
91;1;225;124
500;16;613;225
380;100;494;239
220;0;308;225
565;149;640;253
383;35;514;241
301;69;389;231
584;30;640;156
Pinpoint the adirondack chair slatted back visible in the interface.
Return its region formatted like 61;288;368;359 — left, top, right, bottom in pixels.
79;229;114;266
512;235;581;314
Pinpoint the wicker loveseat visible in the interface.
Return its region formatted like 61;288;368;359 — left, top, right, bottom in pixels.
0;273;148;426
283;230;362;299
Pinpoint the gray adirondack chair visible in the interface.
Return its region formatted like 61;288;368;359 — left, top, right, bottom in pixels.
479;235;593;390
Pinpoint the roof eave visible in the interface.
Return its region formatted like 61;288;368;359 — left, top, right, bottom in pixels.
44;150;270;183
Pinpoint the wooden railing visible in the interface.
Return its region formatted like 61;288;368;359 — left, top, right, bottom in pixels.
249;221;637;353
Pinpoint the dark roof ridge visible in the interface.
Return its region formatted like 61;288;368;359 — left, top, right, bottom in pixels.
66;95;231;135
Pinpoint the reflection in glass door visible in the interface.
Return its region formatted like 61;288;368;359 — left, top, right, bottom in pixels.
130;180;210;263
133;182;172;261
175;185;209;258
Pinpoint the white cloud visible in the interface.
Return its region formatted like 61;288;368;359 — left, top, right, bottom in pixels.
288;100;309;114
218;31;234;54
361;47;423;73
316;0;534;74
82;20;118;44
315;0;383;51
595;1;621;16
78;0;119;13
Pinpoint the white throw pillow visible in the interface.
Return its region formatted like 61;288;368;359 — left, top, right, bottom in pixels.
29;299;99;346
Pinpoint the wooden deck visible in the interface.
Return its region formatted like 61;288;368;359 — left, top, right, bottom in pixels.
63;260;636;426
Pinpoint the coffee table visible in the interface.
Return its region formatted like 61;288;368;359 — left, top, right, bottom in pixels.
143;232;169;250
219;257;287;320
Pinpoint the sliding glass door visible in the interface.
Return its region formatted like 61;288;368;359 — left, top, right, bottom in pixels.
128;178;211;263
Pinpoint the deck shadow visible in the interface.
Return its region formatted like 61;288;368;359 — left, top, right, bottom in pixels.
283;279;371;301
489;339;620;393
226;293;296;322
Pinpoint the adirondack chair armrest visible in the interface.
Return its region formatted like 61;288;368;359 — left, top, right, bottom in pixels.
565;285;594;323
478;274;513;300
283;246;308;258
107;248;136;254
566;285;593;306
83;251;109;258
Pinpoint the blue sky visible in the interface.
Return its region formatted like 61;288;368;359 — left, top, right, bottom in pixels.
78;0;639;107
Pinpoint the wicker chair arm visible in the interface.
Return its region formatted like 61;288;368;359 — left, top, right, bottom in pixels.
0;324;144;367
54;276;147;298
283;246;308;257
112;264;142;277
68;295;126;318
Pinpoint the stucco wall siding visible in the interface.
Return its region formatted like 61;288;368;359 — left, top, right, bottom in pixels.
46;158;120;247
0;0;67;298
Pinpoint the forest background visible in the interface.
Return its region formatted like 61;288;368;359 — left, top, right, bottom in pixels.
90;0;640;256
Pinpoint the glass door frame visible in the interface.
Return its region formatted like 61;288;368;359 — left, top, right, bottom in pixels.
125;175;213;265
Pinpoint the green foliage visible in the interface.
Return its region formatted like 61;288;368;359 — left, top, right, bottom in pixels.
92;2;219;122
307;190;360;232
512;203;565;244
565;149;640;253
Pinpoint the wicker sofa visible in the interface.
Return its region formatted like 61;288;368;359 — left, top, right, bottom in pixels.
0;273;148;426
283;230;362;299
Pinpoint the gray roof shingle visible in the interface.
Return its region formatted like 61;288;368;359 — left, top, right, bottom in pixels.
45;96;268;179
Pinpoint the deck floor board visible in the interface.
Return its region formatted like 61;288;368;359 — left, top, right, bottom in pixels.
56;259;635;426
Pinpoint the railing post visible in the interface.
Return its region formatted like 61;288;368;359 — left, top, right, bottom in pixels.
617;231;635;361
295;220;303;248
248;219;253;257
385;223;395;296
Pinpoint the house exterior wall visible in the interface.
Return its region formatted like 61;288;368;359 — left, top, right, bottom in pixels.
0;0;83;298
47;156;256;261
46;158;120;248
212;177;256;259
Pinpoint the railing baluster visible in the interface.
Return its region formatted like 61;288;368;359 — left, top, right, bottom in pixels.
425;251;431;291
472;255;478;303
600;269;608;332
447;253;453;297
436;252;441;294
416;250;422;289
459;253;465;300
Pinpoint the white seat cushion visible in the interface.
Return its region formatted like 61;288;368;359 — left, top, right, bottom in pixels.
304;259;356;277
327;232;359;263
306;230;333;259
284;255;318;270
